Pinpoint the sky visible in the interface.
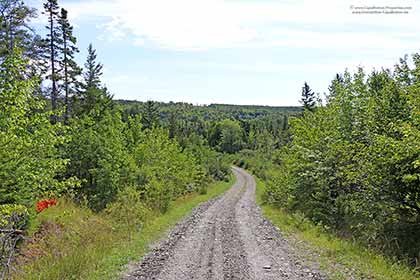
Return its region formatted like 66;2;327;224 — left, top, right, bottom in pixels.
28;0;420;106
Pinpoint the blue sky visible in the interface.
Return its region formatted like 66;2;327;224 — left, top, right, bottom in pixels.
28;0;420;106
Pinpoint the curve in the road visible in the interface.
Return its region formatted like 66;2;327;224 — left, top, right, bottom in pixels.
124;167;326;280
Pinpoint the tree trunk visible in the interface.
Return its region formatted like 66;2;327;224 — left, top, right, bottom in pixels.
63;33;69;124
49;9;57;123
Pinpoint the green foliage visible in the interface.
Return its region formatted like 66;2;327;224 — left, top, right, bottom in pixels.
263;55;420;263
65;110;137;211
183;133;230;181
300;82;316;111
141;100;160;130
216;119;243;153
256;179;420;280
14;179;233;280
105;186;150;235
0;0;44;74
0;204;28;278
134;128;200;211
76;44;112;118
0;204;28;228
119;100;297;151
0;51;77;205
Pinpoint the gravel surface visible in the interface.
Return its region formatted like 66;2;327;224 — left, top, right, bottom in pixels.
123;167;327;280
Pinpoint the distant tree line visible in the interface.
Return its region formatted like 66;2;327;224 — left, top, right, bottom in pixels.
0;0;232;253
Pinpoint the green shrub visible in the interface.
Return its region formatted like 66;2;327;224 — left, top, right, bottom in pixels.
105;186;150;238
0;52;77;205
264;60;420;264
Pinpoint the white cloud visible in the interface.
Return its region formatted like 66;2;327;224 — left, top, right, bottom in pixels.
59;0;420;51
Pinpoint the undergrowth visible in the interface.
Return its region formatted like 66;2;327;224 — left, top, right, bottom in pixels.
255;177;420;280
13;176;233;280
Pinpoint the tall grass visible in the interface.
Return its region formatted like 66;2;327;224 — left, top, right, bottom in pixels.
255;178;420;280
14;176;233;280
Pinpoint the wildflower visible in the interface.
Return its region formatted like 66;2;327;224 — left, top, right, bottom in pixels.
36;199;58;213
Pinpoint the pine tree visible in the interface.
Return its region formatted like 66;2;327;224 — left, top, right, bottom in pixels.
0;0;46;73
141;101;160;130
0;0;35;56
77;43;112;117
300;82;316;112
82;43;102;90
327;74;344;102
394;55;412;86
282;114;288;131
58;8;81;123
43;0;61;122
168;109;179;139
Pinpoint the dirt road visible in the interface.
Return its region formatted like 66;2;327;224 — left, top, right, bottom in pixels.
124;167;326;280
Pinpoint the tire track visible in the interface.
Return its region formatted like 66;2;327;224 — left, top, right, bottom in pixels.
123;167;326;280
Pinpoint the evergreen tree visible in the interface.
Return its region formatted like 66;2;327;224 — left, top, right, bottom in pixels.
0;0;35;56
300;82;316;111
0;0;45;73
141;100;160;130
57;8;81;123
281;114;288;131
82;43;102;90
43;0;61;122
327;73;344;102
77;43;112;117
168;109;179;139
394;55;412;86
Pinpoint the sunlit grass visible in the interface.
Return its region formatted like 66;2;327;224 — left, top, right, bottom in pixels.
14;176;233;280
255;178;420;280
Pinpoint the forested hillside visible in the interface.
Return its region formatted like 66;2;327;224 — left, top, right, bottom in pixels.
237;59;420;267
0;0;293;277
1;0;420;279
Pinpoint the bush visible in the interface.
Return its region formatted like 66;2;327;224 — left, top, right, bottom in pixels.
65;112;138;211
105;186;150;238
134;128;202;211
265;60;420;264
0;52;77;206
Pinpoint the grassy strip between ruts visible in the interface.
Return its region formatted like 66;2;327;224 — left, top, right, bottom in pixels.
14;176;234;280
255;177;420;280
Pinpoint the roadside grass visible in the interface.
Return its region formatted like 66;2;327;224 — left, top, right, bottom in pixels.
255;178;420;280
14;176;233;280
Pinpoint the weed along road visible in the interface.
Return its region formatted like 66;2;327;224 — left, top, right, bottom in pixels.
124;167;326;280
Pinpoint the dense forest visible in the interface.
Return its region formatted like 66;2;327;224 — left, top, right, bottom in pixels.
0;0;419;278
0;0;294;277
237;61;420;265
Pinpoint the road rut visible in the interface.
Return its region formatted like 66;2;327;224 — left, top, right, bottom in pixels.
124;167;326;280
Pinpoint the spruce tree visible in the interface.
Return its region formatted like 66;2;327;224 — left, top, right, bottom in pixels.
141;101;160;130
300;82;316;112
77;43;112;117
327;74;344;102
168;109;179;139
394;55;412;86
58;8;80;123
0;0;35;56
82;43;102;90
43;0;61;122
0;0;46;73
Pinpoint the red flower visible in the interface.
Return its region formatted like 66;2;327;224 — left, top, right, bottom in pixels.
36;199;58;213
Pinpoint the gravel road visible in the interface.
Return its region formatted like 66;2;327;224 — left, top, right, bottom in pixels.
124;167;326;280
